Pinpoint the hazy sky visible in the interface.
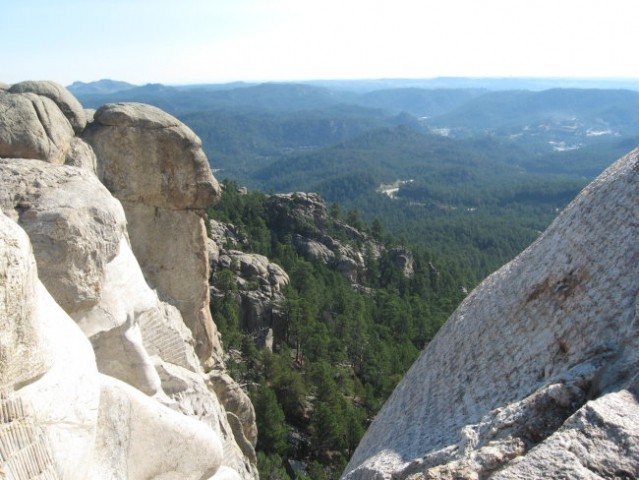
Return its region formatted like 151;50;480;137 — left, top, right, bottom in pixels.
2;0;638;85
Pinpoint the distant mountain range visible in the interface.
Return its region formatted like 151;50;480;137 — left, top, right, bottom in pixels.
67;79;137;95
68;76;639;96
65;76;639;281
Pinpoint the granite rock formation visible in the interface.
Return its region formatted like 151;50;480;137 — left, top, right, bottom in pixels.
264;192;369;283
209;221;289;338
264;192;413;285
9;80;87;133
0;90;74;163
84;102;222;363
0;81;257;480
343;149;639;479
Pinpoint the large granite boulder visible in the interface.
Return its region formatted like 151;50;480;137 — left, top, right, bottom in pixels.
343;149;639;479
0;159;125;314
0;211;225;480
84;102;222;362
91;374;223;480
85;102;219;209
9;80;87;133
0;90;74;163
0;83;257;479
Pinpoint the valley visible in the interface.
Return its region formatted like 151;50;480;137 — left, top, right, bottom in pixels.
67;78;639;479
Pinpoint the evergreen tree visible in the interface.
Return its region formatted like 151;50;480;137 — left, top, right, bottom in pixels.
252;385;289;456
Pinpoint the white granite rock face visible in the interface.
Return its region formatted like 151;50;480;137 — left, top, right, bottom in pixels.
91;374;223;480
0;159;126;314
0;83;257;479
155;361;259;479
84;102;222;362
0;212;50;388
343;149;639;479
122;201;222;363
17;281;102;480
0;207;233;480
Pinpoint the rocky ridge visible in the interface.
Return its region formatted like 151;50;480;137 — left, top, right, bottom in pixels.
264;192;376;284
208;189;415;351
262;191;414;285
0;81;257;479
343;148;639;479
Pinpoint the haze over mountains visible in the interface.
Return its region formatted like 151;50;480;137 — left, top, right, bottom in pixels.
69;77;639;174
69;77;639;280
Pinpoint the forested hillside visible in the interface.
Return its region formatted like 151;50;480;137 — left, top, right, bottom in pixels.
72;80;631;277
250;126;594;280
72;79;637;478
208;183;465;479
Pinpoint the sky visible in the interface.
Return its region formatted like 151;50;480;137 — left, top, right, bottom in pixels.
1;0;638;86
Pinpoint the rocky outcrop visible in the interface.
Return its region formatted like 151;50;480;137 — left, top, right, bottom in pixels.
209;371;259;450
388;246;414;278
343;149;639;479
0;90;74;163
84;102;222;363
0;210;224;480
9;80;87;133
0;159;126;314
0;81;257;479
264;192;403;285
209;219;289;338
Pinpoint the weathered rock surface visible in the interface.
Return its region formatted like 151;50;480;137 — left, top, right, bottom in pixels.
0;211;224;480
210;225;289;336
209;371;258;448
85;102;222;362
9;80;87;133
0;90;74;163
388;246;414;278
343;149;639;479
0;212;52;389
85;102;219;209
155;361;258;479
0;159;201;393
64;137;97;172
264;192;411;285
1;83;257;479
0;159;126;314
92;374;223;480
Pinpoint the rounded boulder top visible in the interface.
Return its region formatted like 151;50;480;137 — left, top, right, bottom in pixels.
92;102;185;130
9;80;87;133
